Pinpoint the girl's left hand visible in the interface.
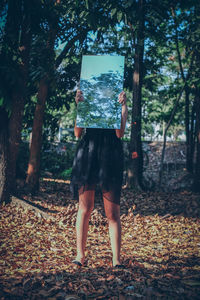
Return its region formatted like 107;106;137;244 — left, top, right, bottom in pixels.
118;91;127;106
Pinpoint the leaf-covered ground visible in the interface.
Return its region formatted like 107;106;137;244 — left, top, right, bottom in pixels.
0;180;200;300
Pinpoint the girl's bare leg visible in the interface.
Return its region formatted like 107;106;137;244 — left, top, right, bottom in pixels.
103;192;121;267
75;188;95;264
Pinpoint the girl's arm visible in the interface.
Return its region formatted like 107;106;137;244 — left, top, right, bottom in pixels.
74;121;83;138
74;90;84;138
115;104;128;138
115;91;128;138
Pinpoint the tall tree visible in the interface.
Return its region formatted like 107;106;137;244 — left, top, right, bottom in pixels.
192;2;200;191
194;86;200;192
8;0;32;194
171;3;195;173
26;0;110;192
26;17;58;192
126;0;145;189
0;0;36;202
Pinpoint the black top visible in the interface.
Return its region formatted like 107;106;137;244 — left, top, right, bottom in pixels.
70;128;124;203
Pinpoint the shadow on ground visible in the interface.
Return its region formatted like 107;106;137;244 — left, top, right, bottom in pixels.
16;179;200;221
1;254;200;300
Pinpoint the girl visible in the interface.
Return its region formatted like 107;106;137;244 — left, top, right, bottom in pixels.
70;90;128;268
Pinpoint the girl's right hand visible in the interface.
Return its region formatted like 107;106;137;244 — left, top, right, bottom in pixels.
75;90;84;104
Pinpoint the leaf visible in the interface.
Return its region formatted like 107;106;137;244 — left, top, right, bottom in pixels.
85;0;89;9
0;97;4;106
172;238;179;244
117;12;123;23
1;180;200;299
111;8;117;18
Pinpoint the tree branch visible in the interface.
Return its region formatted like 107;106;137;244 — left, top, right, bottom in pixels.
171;6;185;81
55;28;88;68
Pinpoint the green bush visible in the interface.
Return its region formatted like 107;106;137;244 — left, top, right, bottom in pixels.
17;141;76;179
41;148;75;177
59;167;72;179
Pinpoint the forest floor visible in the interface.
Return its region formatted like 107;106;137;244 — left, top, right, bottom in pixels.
0;142;200;299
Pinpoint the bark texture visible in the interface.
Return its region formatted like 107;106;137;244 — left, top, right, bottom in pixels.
8;1;31;193
194;90;200;192
0;109;10;204
26;78;48;192
127;0;145;189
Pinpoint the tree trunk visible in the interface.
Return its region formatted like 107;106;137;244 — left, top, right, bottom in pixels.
159;85;185;186
8;1;31;193
189;102;195;173
193;89;200;192
171;7;194;173
25;9;88;192
8;92;26;193
26;78;48;192
185;86;192;172
25;23;57;193
127;0;145;189
0;108;10;204
0;0;31;197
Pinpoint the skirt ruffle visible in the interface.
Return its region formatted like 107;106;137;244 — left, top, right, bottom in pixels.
70;128;123;202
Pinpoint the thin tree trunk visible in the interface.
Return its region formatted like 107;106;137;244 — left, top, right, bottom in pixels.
159;85;185;186
127;0;145;189
171;7;194;173
25;23;57;192
26;22;89;192
8;93;25;193
26;77;48;192
0;108;10;204
185;87;192;172
192;0;200;191
193;91;200;192
189;101;195;173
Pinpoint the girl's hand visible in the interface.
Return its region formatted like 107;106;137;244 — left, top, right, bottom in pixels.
75;90;84;105
115;91;128;138
118;91;127;106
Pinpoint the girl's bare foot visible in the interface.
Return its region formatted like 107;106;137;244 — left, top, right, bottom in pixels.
73;255;85;266
112;259;121;267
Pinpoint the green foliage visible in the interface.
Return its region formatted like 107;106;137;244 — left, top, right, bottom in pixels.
2;0;200;145
40;149;74;177
0;0;46;114
16;141;76;179
59;167;72;179
0;0;8;51
2;0;200;195
77;0;199;142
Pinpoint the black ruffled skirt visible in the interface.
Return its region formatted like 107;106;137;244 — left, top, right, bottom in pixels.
70;128;124;204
